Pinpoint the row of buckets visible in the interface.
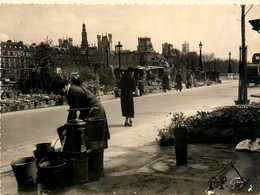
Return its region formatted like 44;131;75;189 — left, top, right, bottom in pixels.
10;142;104;190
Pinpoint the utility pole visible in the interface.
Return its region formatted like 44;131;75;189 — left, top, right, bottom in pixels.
235;5;249;105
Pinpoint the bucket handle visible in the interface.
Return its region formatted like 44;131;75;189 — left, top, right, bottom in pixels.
53;137;61;149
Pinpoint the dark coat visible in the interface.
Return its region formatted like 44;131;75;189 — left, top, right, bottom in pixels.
119;72;136;118
67;84;110;149
162;74;169;90
175;74;182;84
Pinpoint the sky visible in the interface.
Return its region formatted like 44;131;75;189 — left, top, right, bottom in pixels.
0;2;259;61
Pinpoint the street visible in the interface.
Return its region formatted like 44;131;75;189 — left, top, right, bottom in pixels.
1;80;259;171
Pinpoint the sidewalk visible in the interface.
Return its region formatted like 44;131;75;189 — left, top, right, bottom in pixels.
2;110;260;194
1;82;260;194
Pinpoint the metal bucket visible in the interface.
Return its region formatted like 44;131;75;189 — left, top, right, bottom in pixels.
37;156;66;185
72;156;89;184
10;156;37;189
174;128;188;166
35;142;52;153
87;149;104;181
34;142;54;164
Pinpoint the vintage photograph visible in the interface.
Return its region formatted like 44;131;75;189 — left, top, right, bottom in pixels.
1;1;260;194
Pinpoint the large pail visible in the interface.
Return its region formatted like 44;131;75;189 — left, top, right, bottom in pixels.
34;142;54;164
10;156;37;189
174;128;188;166
72;156;89;184
87;149;104;181
63;122;86;153
37;156;66;185
36;142;52;153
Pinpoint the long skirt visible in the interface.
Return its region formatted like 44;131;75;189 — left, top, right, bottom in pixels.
120;91;134;118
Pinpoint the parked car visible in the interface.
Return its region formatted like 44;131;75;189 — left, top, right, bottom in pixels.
247;63;260;85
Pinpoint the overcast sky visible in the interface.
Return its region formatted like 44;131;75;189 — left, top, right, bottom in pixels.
0;3;259;61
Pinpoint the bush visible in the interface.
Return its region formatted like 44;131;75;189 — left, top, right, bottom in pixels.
157;102;260;144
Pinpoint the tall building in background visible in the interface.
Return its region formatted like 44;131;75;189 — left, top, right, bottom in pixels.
162;43;176;66
162;43;174;56
0;40;27;81
81;23;88;49
97;33;112;53
137;37;154;52
182;41;189;53
58;37;73;48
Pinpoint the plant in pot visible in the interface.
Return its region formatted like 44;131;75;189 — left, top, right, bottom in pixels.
171;112;188;165
157;112;187;146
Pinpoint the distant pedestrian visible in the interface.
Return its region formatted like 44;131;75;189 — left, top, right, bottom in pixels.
186;70;192;89
137;80;144;96
119;66;136;127
161;71;169;92
175;71;182;92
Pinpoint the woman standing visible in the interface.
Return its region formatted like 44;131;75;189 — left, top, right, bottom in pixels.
175;71;183;92
119;66;136;127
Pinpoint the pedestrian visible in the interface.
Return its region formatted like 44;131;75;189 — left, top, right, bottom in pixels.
175;71;183;92
161;71;169;92
51;75;110;150
186;70;192;89
119;66;136;127
137;80;144;96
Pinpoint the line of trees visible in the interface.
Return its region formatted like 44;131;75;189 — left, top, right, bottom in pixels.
19;41;239;94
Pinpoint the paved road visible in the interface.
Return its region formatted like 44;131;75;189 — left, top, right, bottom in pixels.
1;80;259;170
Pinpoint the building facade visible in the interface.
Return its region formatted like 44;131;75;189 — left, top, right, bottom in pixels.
111;37;166;69
97;33;113;53
58;37;73;48
1;40;28;81
182;41;189;53
162;43;177;66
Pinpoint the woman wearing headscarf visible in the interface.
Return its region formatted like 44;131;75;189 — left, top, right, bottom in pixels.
119;66;136;127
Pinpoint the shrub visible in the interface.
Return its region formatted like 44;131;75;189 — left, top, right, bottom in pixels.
158;102;260;144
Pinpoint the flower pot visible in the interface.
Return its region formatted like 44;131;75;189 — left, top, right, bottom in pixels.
174;128;188;166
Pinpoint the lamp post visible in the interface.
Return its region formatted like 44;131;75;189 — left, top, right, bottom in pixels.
20;55;24;93
236;5;249;105
116;41;122;75
106;46;109;69
199;41;203;69
228;51;232;73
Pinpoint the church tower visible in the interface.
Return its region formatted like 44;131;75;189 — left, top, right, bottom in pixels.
81;23;88;49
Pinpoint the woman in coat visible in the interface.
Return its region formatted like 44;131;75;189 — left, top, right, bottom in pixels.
52;76;110;150
175;71;183;92
119;66;136;127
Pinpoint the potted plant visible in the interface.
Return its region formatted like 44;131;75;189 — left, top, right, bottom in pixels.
171;112;188;166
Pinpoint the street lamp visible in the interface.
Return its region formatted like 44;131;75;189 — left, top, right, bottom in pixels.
116;41;122;74
199;41;203;69
228;51;232;73
20;55;24;93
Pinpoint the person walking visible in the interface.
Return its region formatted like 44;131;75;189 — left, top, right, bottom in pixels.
119;66;136;127
175;71;183;92
161;71;169;92
51;75;110;150
186;70;192;89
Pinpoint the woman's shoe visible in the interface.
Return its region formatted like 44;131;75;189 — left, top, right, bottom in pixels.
124;122;132;127
129;120;133;125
